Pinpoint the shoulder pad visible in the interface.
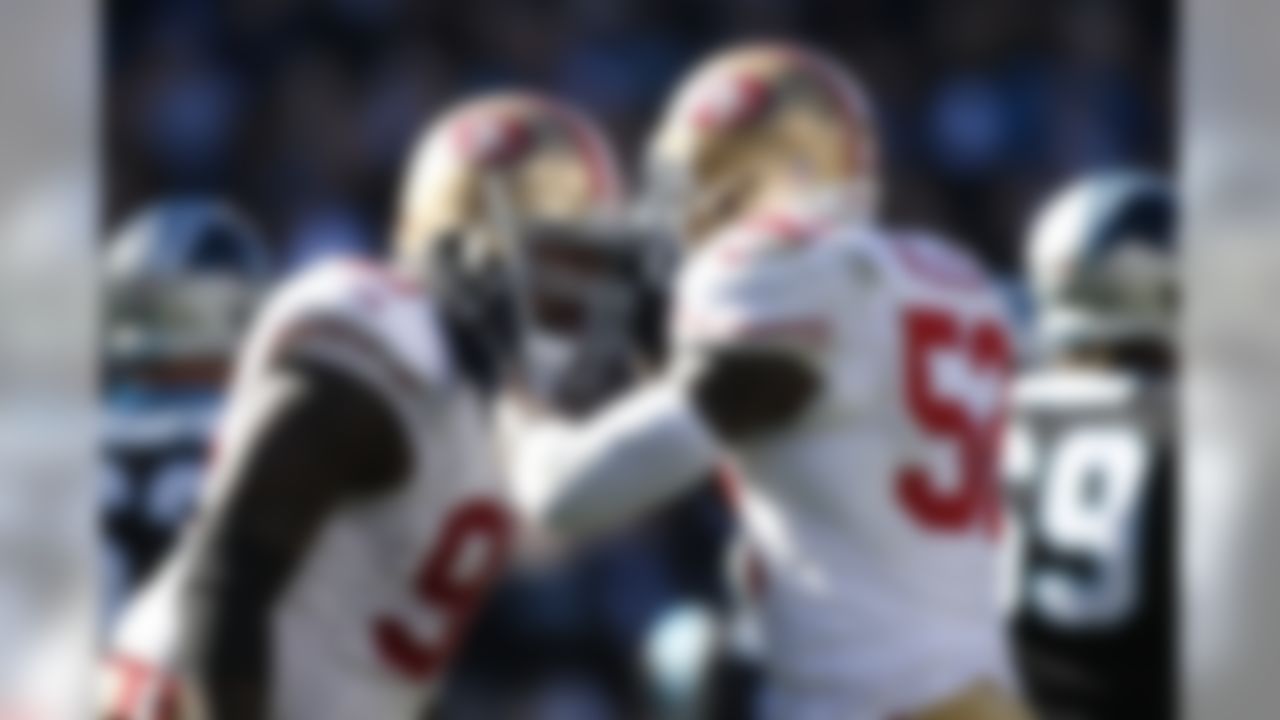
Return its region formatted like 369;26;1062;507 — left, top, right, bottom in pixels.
708;209;852;264
675;213;858;352
879;227;992;291
244;259;450;392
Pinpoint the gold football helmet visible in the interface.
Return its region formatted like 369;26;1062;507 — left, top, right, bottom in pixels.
645;42;880;245
393;92;624;271
394;93;651;406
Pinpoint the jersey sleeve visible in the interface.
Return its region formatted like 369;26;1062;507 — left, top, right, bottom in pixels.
501;380;719;538
235;259;450;407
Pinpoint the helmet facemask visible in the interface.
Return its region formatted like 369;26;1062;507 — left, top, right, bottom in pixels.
428;181;661;412
519;214;669;413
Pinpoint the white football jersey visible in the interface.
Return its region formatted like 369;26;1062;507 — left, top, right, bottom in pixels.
674;209;1017;716
105;259;514;720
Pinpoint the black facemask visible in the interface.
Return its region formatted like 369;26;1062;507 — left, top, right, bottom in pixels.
427;216;677;402
522;215;677;368
428;231;522;394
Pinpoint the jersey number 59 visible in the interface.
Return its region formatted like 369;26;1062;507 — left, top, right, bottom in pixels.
898;306;1011;536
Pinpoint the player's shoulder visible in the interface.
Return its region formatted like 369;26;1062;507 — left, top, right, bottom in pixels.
265;256;419;316
683;204;866;293
711;202;861;256
672;209;865;351
871;226;996;294
246;257;452;392
696;214;992;287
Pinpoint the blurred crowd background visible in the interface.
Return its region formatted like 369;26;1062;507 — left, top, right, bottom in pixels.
105;1;1173;717
107;0;1172;273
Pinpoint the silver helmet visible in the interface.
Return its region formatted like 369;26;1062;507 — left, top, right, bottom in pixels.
1026;171;1176;353
105;198;272;365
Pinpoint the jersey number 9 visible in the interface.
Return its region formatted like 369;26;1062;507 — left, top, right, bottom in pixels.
374;499;512;681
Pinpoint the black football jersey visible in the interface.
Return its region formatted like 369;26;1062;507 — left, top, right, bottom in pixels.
101;395;218;624
1001;369;1175;720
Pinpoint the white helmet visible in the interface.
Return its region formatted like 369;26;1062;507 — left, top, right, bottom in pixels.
1026;171;1176;353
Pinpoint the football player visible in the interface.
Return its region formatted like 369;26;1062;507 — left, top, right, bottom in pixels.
1002;172;1176;719
507;44;1031;719
102;199;272;625
100;93;624;720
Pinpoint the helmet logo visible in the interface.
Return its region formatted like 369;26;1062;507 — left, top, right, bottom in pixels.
453;115;533;167
692;73;770;132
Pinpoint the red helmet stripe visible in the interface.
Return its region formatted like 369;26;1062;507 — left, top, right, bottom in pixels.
771;43;875;171
539;99;623;203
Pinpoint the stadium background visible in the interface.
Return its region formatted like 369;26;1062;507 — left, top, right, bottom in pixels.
107;0;1172;272
105;0;1173;717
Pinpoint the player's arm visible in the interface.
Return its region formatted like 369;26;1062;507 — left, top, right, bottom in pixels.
180;355;409;720
506;379;719;538
507;343;817;537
